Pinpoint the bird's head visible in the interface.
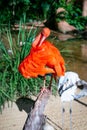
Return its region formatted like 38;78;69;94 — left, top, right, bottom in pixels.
32;27;50;47
41;27;50;38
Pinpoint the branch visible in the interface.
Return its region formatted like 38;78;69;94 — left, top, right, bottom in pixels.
23;89;51;130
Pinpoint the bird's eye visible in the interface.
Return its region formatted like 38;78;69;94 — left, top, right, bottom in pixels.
67;79;69;82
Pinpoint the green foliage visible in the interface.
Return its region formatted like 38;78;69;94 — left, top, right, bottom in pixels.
41;2;50;19
56;0;87;30
0;22;43;110
0;0;31;25
27;0;55;20
0;0;87;31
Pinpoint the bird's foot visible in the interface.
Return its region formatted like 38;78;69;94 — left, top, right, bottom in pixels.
40;87;48;93
47;86;52;91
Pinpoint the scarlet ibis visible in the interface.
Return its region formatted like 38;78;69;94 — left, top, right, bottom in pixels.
18;27;65;91
58;71;87;130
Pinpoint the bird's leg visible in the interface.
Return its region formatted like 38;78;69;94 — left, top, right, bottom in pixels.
43;75;46;88
69;101;72;130
40;76;48;93
48;75;53;90
61;102;65;130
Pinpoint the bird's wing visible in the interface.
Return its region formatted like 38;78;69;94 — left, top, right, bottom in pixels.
74;84;87;99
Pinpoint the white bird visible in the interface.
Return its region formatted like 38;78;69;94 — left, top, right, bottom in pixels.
57;71;87;130
58;71;80;102
74;80;87;99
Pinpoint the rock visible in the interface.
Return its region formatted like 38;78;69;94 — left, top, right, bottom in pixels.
56;7;66;14
23;89;51;130
58;33;75;41
57;21;77;33
82;0;87;16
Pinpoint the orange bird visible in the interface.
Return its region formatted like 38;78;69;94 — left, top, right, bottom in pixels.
18;27;65;91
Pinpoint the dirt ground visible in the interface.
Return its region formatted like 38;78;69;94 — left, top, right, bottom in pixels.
0;88;87;130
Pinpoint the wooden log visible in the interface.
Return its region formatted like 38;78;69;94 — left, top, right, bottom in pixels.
23;89;51;130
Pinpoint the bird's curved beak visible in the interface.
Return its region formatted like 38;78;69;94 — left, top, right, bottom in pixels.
32;33;46;47
38;33;46;47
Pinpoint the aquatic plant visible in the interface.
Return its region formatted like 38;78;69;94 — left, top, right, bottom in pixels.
0;22;43;111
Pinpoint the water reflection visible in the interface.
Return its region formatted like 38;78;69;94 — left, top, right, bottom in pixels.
81;44;87;59
50;39;87;81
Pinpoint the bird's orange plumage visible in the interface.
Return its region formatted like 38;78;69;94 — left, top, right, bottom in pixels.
18;28;65;78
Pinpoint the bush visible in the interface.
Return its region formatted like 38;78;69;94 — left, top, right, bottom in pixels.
56;0;87;30
0;22;43;111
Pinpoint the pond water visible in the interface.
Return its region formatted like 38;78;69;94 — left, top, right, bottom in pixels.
50;38;87;81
